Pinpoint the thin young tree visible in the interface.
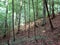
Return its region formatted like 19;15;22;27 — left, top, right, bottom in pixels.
51;0;55;19
57;0;59;13
3;0;10;45
32;0;38;42
6;1;10;45
44;0;54;31
35;0;39;27
24;0;26;31
12;0;15;41
41;0;46;26
15;0;18;25
28;0;30;38
3;0;8;38
16;0;22;34
49;0;52;15
36;0;38;19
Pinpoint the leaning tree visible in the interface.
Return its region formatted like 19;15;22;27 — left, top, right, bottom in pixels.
44;0;54;31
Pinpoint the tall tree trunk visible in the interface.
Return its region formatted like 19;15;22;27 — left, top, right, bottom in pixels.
44;0;54;31
35;0;39;27
32;0;38;42
15;0;18;25
49;0;52;15
6;2;10;45
17;0;22;34
3;0;10;45
57;0;59;13
36;0;38;19
3;0;8;38
41;0;46;26
24;0;26;31
28;0;30;38
51;0;55;19
12;0;15;41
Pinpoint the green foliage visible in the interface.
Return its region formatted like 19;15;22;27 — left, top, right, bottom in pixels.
0;0;60;34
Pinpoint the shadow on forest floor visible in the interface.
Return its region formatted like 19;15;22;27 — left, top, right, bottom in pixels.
1;15;60;45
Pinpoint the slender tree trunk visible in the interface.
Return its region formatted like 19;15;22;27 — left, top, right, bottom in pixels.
36;0;38;19
15;0;18;25
24;0;26;31
57;0;58;13
12;0;15;41
49;0;52;15
6;1;10;45
3;0;8;38
44;0;54;31
3;0;10;45
32;0;38;42
17;0;22;34
35;0;39;27
41;0;46;26
51;0;55;19
28;0;30;38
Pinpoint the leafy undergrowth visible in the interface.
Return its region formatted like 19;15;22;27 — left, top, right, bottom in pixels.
0;14;60;45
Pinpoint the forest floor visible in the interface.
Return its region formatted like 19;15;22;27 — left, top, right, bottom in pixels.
0;14;60;45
